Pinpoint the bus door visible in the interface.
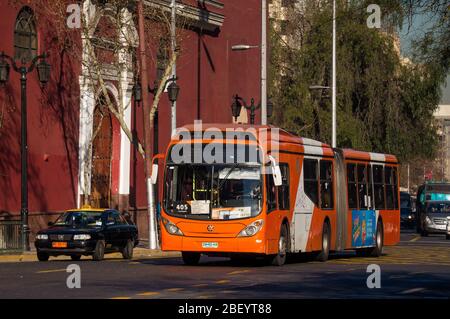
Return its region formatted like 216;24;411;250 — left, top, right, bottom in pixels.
352;164;377;248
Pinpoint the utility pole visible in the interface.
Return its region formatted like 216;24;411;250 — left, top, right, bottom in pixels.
261;0;267;125
171;0;177;135
138;0;157;249
332;0;337;148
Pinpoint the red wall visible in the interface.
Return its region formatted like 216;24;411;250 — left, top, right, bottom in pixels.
0;2;80;222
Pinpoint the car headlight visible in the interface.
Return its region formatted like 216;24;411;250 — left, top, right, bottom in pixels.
73;234;91;240
161;217;183;236
238;219;264;237
36;234;48;240
425;216;432;224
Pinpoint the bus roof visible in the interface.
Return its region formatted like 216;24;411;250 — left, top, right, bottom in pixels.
175;124;397;163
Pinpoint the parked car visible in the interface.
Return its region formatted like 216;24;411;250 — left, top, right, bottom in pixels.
421;201;450;237
400;192;415;229
35;207;138;261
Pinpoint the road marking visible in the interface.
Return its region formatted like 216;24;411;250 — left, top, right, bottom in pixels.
215;280;230;284
110;296;132;299
129;262;140;265
400;288;425;295
409;236;421;242
193;284;208;287
36;269;66;274
227;270;250;275
137;292;160;296
166;288;184;292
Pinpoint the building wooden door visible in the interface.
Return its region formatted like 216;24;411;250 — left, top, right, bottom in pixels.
90;104;113;208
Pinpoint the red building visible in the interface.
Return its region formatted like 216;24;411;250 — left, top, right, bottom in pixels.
0;0;263;244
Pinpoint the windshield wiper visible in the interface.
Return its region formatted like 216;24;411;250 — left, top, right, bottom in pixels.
217;163;240;191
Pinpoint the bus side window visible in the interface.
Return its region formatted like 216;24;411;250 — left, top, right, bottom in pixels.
385;166;395;209
304;159;319;206
347;164;358;209
320;160;334;209
373;165;386;210
266;171;277;212
367;164;373;209
357;164;368;209
278;164;290;211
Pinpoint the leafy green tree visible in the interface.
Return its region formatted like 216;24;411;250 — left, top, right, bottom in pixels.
269;0;445;164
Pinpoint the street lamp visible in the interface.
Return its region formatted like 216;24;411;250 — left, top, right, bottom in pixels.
0;51;51;251
167;80;180;104
133;81;142;103
231;94;274;124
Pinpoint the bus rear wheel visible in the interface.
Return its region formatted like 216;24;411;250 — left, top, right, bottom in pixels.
271;224;288;266
358;221;384;257
182;252;201;266
315;221;331;262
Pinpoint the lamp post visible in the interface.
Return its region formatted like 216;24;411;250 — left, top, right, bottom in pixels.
231;94;273;125
0;52;51;251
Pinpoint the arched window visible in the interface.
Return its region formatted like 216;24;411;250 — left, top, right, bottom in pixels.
14;7;37;62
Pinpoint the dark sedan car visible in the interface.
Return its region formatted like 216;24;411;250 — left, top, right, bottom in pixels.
35;208;138;261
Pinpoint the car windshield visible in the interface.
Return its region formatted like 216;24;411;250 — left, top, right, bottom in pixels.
164;164;262;220
426;203;450;214
53;211;103;228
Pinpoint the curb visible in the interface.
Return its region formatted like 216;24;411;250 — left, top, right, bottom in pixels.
0;249;181;263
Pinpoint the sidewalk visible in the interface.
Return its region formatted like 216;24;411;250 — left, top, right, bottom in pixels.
0;247;181;263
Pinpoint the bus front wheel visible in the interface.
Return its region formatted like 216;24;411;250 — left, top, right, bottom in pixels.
271;224;288;266
182;252;201;266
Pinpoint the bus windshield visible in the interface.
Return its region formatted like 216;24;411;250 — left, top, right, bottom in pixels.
164;164;262;220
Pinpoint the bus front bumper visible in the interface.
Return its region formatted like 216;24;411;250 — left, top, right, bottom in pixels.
161;233;267;254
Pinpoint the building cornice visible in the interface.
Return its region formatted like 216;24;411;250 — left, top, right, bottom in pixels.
144;0;224;32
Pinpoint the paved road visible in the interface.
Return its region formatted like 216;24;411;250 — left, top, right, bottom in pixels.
0;230;449;299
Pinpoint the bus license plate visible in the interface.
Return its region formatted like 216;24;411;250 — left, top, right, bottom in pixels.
202;242;218;249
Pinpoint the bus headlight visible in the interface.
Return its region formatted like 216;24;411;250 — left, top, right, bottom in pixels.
162;217;183;236
238;220;264;237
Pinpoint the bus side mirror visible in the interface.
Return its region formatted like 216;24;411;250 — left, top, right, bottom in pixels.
151;164;159;185
268;155;283;187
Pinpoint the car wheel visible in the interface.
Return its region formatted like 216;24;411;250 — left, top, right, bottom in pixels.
271;224;288;266
92;240;105;261
182;252;201;266
37;251;49;262
122;239;134;260
315;221;331;262
71;255;81;261
421;229;428;237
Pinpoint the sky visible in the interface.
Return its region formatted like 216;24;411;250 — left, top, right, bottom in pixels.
399;10;450;105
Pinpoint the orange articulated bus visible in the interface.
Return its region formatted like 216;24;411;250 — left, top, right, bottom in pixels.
155;124;400;266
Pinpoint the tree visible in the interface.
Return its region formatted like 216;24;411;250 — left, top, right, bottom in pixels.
269;0;444;166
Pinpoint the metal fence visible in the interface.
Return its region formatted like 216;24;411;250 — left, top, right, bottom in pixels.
0;221;21;251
